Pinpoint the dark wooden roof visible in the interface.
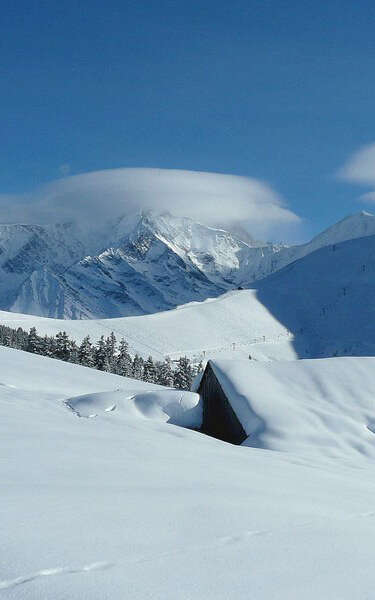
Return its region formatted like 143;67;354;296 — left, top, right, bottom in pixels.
198;361;247;445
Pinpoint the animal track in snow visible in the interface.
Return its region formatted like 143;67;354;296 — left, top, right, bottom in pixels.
0;561;113;590
219;529;271;545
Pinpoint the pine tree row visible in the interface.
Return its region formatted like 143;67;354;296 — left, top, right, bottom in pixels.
0;324;202;390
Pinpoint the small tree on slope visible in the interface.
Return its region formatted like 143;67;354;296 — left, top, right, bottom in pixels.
173;356;193;390
156;356;174;387
78;335;95;367
116;339;132;377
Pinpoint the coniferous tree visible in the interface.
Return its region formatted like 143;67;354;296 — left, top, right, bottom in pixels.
78;335;95;367
105;332;117;372
27;327;42;354
69;339;79;363
132;354;144;380
48;335;58;358
55;331;71;362
173;356;193;390
0;325;23;349
4;328;13;347
95;335;109;371
156;356;174;387
41;335;54;357
0;322;199;391
16;327;28;350
143;355;156;383
116;338;132;376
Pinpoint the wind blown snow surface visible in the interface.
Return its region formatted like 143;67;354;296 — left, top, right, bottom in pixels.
67;389;201;427
2;347;375;599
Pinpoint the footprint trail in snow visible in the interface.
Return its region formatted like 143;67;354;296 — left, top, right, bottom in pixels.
0;561;113;590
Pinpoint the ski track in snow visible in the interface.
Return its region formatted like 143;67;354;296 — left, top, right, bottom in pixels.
3;510;374;591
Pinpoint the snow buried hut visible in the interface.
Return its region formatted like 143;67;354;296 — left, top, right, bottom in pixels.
198;357;375;459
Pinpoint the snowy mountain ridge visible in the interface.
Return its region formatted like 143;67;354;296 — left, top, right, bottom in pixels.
1;210;375;319
3;229;375;362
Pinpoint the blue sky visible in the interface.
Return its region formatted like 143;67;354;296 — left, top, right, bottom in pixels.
1;0;375;240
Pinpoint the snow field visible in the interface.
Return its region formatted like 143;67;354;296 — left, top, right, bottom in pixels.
2;347;375;598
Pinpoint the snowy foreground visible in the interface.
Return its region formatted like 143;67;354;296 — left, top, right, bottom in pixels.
2;347;375;599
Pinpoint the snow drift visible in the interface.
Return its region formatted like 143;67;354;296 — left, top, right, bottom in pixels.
210;357;375;459
66;389;201;428
0;345;200;427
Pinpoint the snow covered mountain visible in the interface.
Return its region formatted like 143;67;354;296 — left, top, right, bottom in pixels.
3;224;375;362
0;212;282;318
1;210;375;319
0;221;107;317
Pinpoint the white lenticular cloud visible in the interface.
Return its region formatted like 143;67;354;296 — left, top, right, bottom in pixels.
338;143;375;185
358;191;375;204
0;167;300;238
338;143;375;206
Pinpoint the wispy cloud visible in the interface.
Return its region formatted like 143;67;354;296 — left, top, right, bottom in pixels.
0;168;301;240
338;143;375;205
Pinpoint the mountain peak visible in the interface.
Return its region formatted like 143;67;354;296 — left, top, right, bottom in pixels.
306;211;375;251
2;209;375;320
339;210;374;222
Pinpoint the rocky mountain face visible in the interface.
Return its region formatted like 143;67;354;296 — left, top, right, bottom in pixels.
1;211;374;319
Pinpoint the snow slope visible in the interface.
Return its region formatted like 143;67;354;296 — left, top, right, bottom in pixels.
0;346;200;427
3;347;375;599
211;357;375;459
0;289;297;362
255;231;375;358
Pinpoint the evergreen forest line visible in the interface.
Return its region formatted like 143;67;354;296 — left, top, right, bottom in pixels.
0;324;201;390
